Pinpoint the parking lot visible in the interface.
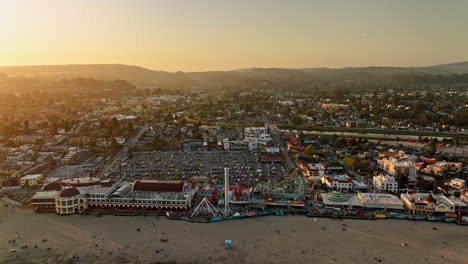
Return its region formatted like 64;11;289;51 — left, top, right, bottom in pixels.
106;150;286;187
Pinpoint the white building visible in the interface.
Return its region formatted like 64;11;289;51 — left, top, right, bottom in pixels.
223;127;272;151
450;178;465;190
244;127;271;144
381;157;417;179
352;180;368;192
321;174;353;191
21;174;45;187
373;174;399;193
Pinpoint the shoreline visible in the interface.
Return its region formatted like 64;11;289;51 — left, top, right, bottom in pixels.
1;200;468;264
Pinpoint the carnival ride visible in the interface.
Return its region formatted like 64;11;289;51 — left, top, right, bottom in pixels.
190;197;221;218
256;176;305;201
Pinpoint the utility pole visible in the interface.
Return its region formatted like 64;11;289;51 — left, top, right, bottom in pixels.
224;168;229;214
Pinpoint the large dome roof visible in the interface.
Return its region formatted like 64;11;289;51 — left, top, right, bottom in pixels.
59;187;80;198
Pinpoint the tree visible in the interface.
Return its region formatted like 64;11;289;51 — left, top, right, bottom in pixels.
127;121;135;133
343;156;359;171
426;139;437;157
291;115;304;125
149;170;157;179
111;137;120;151
319;135;329;145
453;106;468;127
23;119;30;134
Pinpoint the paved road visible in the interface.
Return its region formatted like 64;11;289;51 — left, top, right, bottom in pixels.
99;124;150;178
268;124;296;170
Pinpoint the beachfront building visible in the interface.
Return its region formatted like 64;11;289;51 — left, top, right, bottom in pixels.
55;187;87;215
400;193;457;215
86;180;196;213
32;179;196;215
381;157;417;180
31;191;59;213
357;193;404;211
373;174;398;193
21;174;45;187
321;174;353;191
320;191;364;209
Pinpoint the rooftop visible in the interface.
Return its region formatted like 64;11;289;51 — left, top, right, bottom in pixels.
133;180;185;192
31;191;59;200
22;174;43;179
321;192;364;207
358;193;403;209
85;186;113;195
125;190;189;201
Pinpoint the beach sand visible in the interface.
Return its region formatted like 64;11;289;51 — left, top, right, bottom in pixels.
1;200;467;264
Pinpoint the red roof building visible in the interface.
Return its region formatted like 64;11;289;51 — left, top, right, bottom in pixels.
133;180;185;192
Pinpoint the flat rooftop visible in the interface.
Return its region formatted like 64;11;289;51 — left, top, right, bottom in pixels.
22;174;43;179
31;191;59;200
125;190;189;201
358;193;404;209
85;186;112;195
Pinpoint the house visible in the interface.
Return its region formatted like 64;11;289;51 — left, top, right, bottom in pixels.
450;178;465;190
373;174;399;193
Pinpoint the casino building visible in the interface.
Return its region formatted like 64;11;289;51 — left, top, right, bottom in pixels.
32;179;196;215
85;180;196;214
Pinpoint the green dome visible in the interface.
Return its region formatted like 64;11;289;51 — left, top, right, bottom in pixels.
326;191;350;202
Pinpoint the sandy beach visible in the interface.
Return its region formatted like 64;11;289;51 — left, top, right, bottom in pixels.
1;200;467;264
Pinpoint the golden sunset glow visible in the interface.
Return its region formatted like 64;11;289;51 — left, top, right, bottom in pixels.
1;0;468;71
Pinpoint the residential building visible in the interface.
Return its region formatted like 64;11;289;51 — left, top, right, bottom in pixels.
373;174;399;193
381;157;417;178
450;178;465;189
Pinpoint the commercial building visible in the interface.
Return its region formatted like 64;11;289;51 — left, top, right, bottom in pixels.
357;193;404;211
31;191;59;213
321;174;353;191
320;191;363;209
86;180;196;213
33;179;197;215
21;174;45;187
400;193;458;214
381;157;417;178
55;187;86;215
373;174;398;193
298;161;322;184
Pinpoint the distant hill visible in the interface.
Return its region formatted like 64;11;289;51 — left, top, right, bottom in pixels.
1;61;468;89
416;61;468;74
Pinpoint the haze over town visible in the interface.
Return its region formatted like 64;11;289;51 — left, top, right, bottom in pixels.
0;1;467;264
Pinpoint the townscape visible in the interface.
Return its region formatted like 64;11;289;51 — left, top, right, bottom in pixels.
0;76;467;226
2;2;468;262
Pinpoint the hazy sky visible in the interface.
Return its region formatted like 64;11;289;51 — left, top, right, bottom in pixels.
1;0;468;72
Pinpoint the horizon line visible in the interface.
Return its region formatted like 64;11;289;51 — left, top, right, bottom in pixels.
0;60;467;73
